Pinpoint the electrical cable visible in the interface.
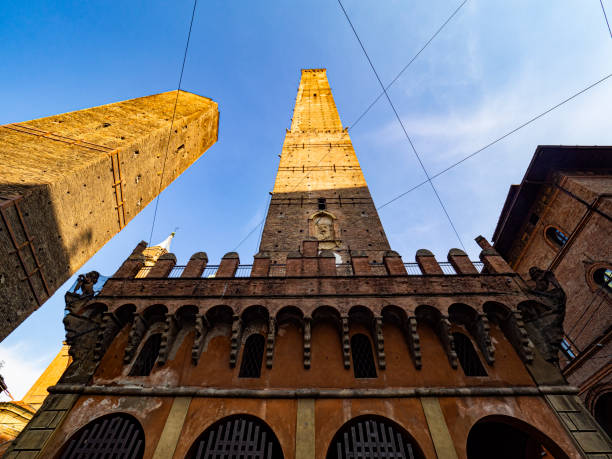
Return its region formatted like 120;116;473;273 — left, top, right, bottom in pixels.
337;0;467;250
376;71;612;211
148;0;199;245
600;0;612;39
349;0;467;130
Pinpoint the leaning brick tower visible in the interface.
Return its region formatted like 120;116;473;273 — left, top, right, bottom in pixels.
7;69;611;458
0;92;218;340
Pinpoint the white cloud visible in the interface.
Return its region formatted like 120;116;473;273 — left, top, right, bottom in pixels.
0;342;57;401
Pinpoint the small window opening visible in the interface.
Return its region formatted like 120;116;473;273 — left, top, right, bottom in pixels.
351;334;377;378
318;198;326;210
593;268;612;293
453;332;487;376
546;227;568;247
529;213;539;225
129;333;161;376
560;338;576;360
239;334;265;378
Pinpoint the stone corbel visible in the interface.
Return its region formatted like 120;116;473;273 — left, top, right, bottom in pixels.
191;315;209;365
157;313;179;366
266;318;276;369
94;312;123;362
406;316;422;370
439;316;458;369
229;315;242;368
303;317;312;369
124;314;147;364
472;314;496;365
506;310;534;363
341;315;350;369
374;316;386;370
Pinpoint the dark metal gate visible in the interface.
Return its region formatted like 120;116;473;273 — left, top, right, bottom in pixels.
60;414;144;459
191;416;283;459
330;418;416;459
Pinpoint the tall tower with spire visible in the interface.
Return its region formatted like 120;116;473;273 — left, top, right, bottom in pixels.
261;69;389;265
7;70;611;459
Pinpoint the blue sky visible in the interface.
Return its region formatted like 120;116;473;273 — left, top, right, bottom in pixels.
1;0;611;398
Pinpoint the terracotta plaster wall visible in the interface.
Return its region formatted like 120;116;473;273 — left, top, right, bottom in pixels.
438;395;583;459
41;394;173;459
315;398;436;459
173;398;297;459
93;316;534;390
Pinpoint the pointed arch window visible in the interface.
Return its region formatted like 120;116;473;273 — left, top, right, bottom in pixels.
453;332;487;377
545;226;568;247
60;414;144;458
351;333;377;378
129;333;161;376
239;334;265;378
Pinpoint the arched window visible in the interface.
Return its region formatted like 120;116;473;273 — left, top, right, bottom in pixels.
129;333;161;376
593;268;612;293
326;416;425;459
594;392;612;439
545;227;568;247
60;413;144;459
453;333;487;377
467;416;569;459
351;334;377;378
239;334;265;378
187;415;284;459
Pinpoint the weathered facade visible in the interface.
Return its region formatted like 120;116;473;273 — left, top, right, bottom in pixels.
492;147;612;439
0;91;219;341
0;344;71;455
5;70;612;458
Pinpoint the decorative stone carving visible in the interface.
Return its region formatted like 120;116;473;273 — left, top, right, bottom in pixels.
439;316;458;369
71;271;100;297
309;211;340;250
341;315;350;369
94;312;123;362
473;314;495;365
124;314;147;364
266;318;276;369
229;315;242;368
406;316;422;370
520;267;567;364
374;316;386;370
303;317;312;369
158;313;179;366
192;315;209;365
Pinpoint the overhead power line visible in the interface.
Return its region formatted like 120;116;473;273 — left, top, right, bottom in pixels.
377;71;612;211
148;0;199;245
337;0;467;251
350;0;468;130
601;0;612;39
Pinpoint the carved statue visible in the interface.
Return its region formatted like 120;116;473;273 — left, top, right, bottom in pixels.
520;267;567;365
314;215;334;241
72;271;100;296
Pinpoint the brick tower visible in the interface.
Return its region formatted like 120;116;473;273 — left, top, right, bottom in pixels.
7;70;612;458
260;69;389;266
0;92;218;340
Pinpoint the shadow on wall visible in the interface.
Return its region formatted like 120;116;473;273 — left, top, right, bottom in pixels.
0;184;84;340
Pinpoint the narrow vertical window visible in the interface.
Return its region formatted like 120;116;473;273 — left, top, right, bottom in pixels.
318;197;326;210
350;334;377;378
129;333;161;376
239;334;265;378
545;227;568;247
452;332;487;376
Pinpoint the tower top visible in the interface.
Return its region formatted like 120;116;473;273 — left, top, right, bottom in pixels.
291;69;343;133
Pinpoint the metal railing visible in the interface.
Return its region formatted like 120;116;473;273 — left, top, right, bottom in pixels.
403;261;484;275
134;260;485;279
